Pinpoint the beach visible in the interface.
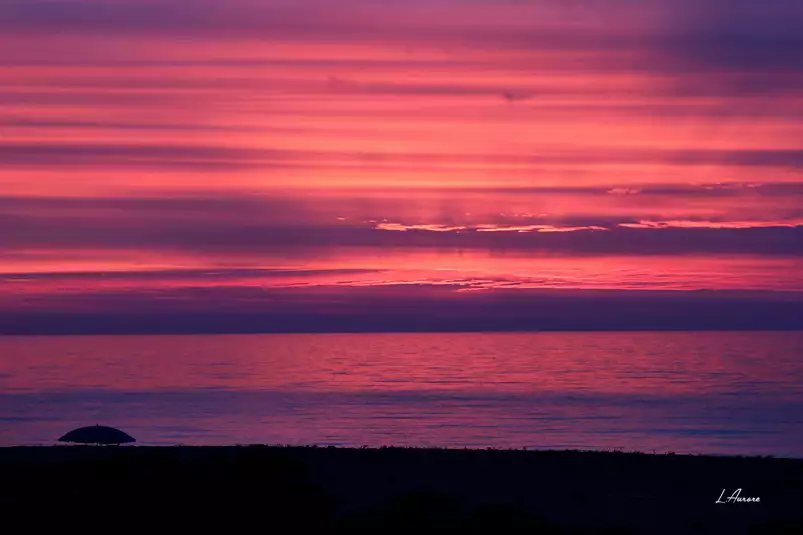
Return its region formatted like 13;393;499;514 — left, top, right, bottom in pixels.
3;446;802;534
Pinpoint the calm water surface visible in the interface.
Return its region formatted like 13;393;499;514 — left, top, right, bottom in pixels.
1;332;802;457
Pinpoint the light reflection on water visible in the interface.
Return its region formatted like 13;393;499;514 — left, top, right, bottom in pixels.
1;332;802;457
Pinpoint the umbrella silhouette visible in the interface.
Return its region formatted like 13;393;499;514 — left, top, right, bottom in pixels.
58;425;136;446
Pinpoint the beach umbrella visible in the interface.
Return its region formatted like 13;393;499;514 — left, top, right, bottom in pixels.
58;425;136;446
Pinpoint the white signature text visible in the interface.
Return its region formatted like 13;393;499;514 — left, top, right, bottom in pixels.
716;489;761;503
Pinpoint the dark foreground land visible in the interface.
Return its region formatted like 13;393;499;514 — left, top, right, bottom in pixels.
2;446;802;534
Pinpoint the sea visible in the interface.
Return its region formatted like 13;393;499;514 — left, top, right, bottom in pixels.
1;331;802;457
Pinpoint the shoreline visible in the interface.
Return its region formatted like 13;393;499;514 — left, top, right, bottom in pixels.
6;443;801;462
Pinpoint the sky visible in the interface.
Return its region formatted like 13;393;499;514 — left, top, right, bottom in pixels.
2;0;803;333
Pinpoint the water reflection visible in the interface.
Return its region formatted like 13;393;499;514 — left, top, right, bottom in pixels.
1;332;802;456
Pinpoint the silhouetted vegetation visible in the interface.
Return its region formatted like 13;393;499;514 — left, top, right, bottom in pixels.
1;446;801;534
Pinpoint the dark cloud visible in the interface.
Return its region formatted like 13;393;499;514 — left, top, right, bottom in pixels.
665;150;803;169
0;267;381;283
0;193;289;215
4;0;802;97
0;117;313;135
1;193;801;257
2;142;802;171
0;142;297;171
438;183;803;198
0;0;621;44
0;90;191;108
8;74;556;99
638;183;803;197
663;0;803;73
0;117;399;138
632;0;803;98
0;142;252;163
0;0;317;37
2;286;802;334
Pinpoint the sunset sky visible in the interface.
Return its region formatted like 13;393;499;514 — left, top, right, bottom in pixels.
2;0;803;333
